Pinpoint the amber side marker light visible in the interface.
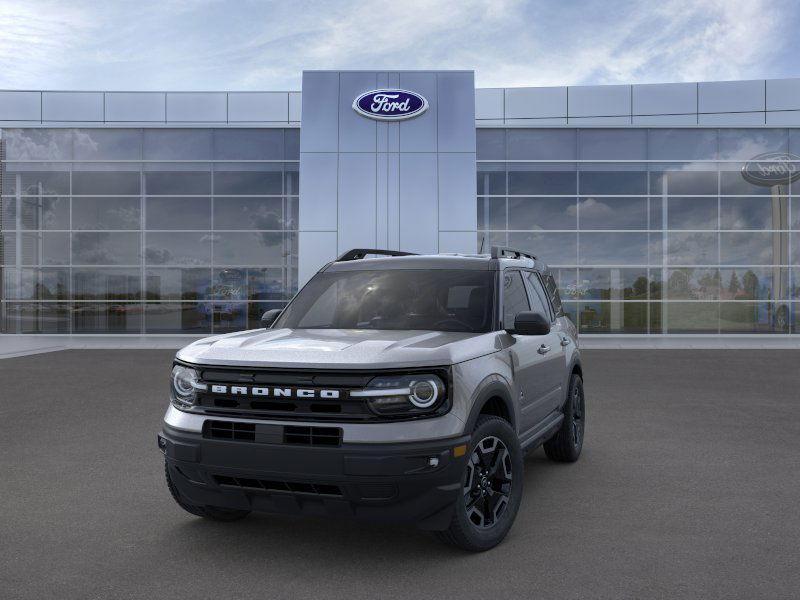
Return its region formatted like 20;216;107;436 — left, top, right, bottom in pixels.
453;444;467;458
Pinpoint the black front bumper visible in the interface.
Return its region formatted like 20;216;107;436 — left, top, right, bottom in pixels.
159;424;470;530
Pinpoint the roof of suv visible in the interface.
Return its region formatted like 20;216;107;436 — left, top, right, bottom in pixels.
322;250;549;274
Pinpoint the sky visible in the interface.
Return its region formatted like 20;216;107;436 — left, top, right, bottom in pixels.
0;0;798;91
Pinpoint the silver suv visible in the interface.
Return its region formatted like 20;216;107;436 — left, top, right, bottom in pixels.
159;246;584;551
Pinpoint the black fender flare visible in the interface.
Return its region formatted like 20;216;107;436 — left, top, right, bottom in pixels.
463;376;517;433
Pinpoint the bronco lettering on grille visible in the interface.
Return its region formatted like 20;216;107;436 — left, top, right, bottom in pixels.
209;385;340;399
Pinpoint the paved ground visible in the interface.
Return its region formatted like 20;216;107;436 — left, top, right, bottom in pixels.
1;349;799;600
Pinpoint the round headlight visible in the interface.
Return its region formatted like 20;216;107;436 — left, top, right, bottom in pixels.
409;379;439;408
171;365;203;406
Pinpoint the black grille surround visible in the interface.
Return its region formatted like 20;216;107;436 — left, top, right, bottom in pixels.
181;363;452;423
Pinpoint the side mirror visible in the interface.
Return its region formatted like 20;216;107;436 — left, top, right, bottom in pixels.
260;309;283;328
509;311;550;336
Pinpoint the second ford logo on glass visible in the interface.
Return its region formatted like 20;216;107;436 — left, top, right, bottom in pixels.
352;89;428;121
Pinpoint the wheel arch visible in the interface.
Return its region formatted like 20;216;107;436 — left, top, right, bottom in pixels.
464;379;517;433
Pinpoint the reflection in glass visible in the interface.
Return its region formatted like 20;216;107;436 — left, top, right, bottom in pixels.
73;129;141;160
73;303;143;333
144;171;211;195
213;170;282;195
666;268;720;300
719;268;786;301
720;302;782;333
20;197;69;230
19;232;70;265
577;302;647;333
649;169;717;196
507;232;577;265
508;197;576;230
72;197;140;230
145;268;212;301
213;232;293;266
211;302;247;332
720;197;786;230
507;129;575;160
666;232;718;264
667;197;718;230
72;268;141;301
144;303;211;333
15;268;70;300
145;232;212;266
578;171;647;195
4;129;73;160
720;232;776;265
508;169;576;195
477;167;506;195
476;129;505;160
577;268;649;300
647;129;717;161
3;303;70;333
72;171;141;195
578;129;646;160
213;129;284;160
145;197;211;230
577;197;646;230
579;233;649;265
664;302;719;333
213;197;284;230
72;232;140;265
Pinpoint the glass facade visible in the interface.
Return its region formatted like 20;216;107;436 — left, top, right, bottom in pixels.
478;128;800;335
0;128;299;333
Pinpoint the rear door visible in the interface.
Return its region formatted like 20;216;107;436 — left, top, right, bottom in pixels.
501;270;553;435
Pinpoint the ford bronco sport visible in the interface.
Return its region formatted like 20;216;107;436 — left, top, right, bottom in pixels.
159;246;584;551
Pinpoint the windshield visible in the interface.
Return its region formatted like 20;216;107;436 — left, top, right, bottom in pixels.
274;269;496;333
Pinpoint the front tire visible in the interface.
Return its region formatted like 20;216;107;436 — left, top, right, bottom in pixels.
164;462;251;522
436;415;524;552
543;373;585;463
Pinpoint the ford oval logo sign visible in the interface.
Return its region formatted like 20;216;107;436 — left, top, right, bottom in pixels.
353;89;428;121
742;152;800;187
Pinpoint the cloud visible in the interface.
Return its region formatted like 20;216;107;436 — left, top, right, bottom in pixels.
0;0;795;90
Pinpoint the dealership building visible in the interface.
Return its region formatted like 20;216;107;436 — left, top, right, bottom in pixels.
1;70;799;340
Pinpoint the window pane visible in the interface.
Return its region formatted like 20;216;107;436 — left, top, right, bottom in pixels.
285;129;300;159
720;168;774;195
72;303;142;333
245;268;289;301
213;169;283;195
213;197;284;230
720;197;786;230
720;302;782;333
477;129;505;160
143;129;213;160
477;197;506;230
145;268;212;300
4;129;72;160
650;197;663;230
502;271;530;326
579;171;647;195
145;232;212;265
718;129;788;160
666;232;718;264
72;232;140;265
73;129;141;160
720;232;777;265
72;268;141;300
578;197;646;230
213;232;294;266
11;170;70;195
20;197;69;230
214;129;283;160
664;302;719;333
212;302;248;332
666;268;720;300
507;197;576;230
1;197;17;227
72;171;141;196
508;169;576;195
577;302;648;333
477;166;506;195
8;268;69;300
19;232;69;265
72;197;140;230
144;303;211;333
577;268;649;300
719;267;786;301
648;129;718;161
507;129;576;160
579;233;649;265
578;129;646;160
284;163;299;196
145;197;211;230
144;171;211;195
668;197;718;230
508;232;577;265
2;303;70;333
650;169;717;195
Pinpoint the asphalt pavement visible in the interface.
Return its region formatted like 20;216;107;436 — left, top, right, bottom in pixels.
1;349;799;600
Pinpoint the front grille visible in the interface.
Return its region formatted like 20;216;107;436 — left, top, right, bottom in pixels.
213;475;343;497
283;425;342;446
205;420;255;441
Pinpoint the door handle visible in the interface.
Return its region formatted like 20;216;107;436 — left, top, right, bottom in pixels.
537;344;551;355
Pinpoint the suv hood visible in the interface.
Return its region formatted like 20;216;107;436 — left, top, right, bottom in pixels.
176;328;501;369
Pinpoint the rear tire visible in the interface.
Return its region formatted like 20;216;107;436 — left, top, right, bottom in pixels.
164;462;250;522
543;373;585;463
436;415;523;552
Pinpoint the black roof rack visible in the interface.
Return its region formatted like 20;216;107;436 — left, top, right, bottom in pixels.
336;248;418;262
490;246;537;261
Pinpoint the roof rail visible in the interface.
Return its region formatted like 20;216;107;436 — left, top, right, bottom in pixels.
490;246;537;261
336;248;417;262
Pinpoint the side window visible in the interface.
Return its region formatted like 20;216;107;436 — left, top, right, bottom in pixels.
544;273;564;316
522;272;551;320
502;271;530;328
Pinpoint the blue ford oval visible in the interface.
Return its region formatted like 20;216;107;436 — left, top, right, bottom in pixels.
352;89;428;121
